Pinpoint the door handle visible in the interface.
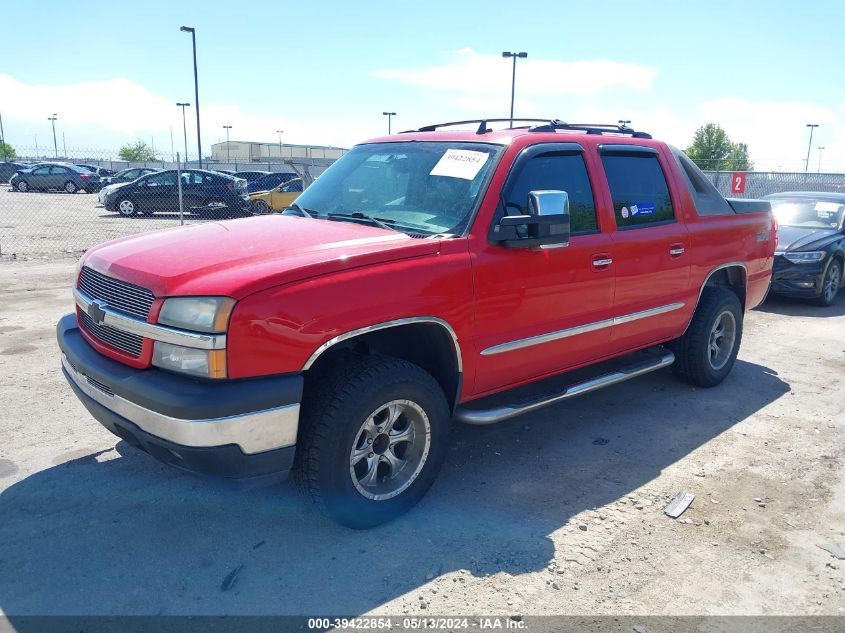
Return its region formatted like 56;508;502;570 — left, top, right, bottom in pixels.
669;246;685;257
592;257;613;268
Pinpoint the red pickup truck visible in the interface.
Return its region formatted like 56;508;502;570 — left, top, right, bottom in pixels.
57;120;775;528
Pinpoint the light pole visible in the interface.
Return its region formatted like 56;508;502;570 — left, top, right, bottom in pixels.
382;112;396;134
180;26;202;169
223;125;232;163
0;111;7;160
48;114;58;158
817;146;825;173
804;123;818;175
176;102;190;166
502;51;527;128
618;119;631;128
276;130;283;162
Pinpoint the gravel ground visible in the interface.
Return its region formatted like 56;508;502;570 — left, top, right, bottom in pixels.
0;259;843;620
0;187;209;258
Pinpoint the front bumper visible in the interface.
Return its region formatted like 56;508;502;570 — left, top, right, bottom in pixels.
57;313;303;479
770;256;824;298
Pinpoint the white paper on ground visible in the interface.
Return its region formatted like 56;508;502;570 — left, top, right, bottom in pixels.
429;149;490;180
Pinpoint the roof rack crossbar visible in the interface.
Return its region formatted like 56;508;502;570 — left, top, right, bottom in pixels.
402;118;555;134
529;120;652;139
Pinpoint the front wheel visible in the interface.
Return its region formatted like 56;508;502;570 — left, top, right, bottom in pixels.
816;259;842;307
251;200;272;215
116;198;137;217
296;355;451;529
16;180;29;192
672;287;743;388
64;181;78;194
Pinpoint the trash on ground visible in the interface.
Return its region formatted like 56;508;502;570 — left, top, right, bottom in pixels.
664;491;695;519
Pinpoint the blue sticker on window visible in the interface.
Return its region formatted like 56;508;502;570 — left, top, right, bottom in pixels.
631;202;656;216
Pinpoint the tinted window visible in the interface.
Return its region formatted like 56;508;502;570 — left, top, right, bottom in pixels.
601;154;675;228
502;152;598;234
181;172;204;185
145;172;177;186
32;167;51;175
281;179;303;193
50;166;68;175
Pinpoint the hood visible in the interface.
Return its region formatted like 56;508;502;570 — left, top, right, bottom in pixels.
83;215;440;299
777;225;841;252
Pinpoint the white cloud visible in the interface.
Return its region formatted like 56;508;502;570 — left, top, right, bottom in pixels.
375;48;656;96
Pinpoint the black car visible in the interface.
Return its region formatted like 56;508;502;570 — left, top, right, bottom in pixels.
0;161;31;184
766;192;845;306
233;170;270;182
76;164;115;178
101;167;160;186
10;162;101;193
102;169;249;217
247;171;297;193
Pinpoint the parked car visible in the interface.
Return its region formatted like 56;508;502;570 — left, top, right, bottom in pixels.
101;167;160;187
233;170;270;182
76;164;115;178
101;168;248;217
247;171;297;193
0;161;31;184
11;162;101;193
766;191;845;306
248;177;303;213
57;120;775;528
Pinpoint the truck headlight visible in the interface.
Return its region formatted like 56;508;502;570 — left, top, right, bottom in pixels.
784;251;826;264
158;297;235;333
152;342;227;379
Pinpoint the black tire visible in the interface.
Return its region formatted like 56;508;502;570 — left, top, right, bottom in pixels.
115;197;137;217
64;181;78;194
295;354;451;529
672;287;743;388
251;200;272;215
815;258;842;307
16;180;29;193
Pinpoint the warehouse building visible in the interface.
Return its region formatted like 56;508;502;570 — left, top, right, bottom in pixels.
210;140;347;163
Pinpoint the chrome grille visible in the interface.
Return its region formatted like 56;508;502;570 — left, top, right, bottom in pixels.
78;267;155;319
79;309;144;358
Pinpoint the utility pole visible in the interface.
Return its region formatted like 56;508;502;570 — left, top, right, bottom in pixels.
48;114;58;158
276;130;284;162
382;112;396;134
170;126;175;162
804;123;818;175
62;132;67;159
817;146;825;173
176;103;190;167
223;125;232;163
180;26;202;169
501;51;527;128
0;111;6;160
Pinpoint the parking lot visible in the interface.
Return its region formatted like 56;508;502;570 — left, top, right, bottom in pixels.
0;259;843;619
0;188;208;258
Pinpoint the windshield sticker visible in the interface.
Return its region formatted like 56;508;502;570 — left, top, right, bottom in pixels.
430;149;490;180
621;206;630;218
631;202;656;217
814;201;840;213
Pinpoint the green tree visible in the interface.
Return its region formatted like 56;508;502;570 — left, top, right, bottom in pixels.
685;124;752;171
0;141;16;159
118;140;157;162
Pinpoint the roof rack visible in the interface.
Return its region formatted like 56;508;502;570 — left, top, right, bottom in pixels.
529;120;652;139
403;118;652;138
402;118;552;135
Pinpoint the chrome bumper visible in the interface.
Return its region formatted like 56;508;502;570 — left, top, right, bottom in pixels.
61;353;299;455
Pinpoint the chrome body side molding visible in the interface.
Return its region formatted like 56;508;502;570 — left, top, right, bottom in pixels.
480;302;685;356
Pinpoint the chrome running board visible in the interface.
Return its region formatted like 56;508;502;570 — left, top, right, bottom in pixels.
454;351;675;425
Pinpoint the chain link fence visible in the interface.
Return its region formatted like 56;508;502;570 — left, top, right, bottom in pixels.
2;149;844;260
0;149;336;259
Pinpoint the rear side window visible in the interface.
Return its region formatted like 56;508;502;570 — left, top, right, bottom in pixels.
502;152;598;234
601;154;675;228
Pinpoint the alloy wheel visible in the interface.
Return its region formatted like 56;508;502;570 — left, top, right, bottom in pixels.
708;310;737;371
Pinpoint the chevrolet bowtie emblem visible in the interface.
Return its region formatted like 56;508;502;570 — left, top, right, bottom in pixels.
87;299;107;325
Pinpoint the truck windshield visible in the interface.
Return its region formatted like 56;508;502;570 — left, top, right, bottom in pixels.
769;198;845;230
289;141;502;235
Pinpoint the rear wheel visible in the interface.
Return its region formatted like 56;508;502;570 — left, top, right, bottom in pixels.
64;181;78;194
816;259;842;307
116;198;137;217
296;355;451;529
672;287;743;387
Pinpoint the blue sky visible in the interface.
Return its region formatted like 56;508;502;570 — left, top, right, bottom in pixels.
2;0;843;170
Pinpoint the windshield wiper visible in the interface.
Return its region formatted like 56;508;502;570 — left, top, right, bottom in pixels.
327;211;397;232
283;203;316;218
